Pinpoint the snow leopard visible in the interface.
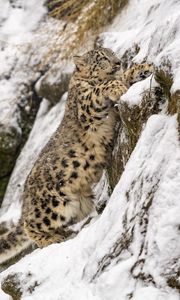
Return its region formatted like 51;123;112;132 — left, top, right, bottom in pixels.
0;47;153;263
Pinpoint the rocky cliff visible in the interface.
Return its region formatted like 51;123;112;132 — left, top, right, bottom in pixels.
0;0;179;299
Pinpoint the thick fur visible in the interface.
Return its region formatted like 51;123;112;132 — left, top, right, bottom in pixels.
0;47;153;262
0;222;32;264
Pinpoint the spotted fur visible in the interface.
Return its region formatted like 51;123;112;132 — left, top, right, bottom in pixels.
0;47;153;255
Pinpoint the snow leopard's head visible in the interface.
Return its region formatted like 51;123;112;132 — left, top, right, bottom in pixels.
73;47;122;80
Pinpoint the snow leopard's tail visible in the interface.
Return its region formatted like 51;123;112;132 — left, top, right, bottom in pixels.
0;221;33;265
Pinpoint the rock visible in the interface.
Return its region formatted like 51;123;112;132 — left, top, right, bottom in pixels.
0;57;179;300
0;114;179;300
0;98;66;226
1;274;22;300
170;90;180;130
0;0;66;204
155;68;180;130
0;125;21;206
109;84;167;188
0;83;42;206
36;60;74;105
0;126;21;178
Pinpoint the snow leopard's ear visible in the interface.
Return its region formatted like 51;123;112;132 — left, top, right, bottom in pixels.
73;55;86;69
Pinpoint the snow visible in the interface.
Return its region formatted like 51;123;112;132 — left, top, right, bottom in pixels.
0;289;11;300
0;96;66;224
0;0;180;299
0;80;20;130
0;0;45;130
0;0;46;43
1;114;179;300
0;0;64;132
121;76;158;106
133;286;179;300
41;60;74;86
102;0;180;92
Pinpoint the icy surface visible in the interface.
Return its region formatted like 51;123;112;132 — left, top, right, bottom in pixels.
1;115;179;300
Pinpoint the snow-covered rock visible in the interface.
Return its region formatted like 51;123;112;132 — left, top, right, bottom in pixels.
110;77;167;187
0;97;66;225
1;114;179;300
0;0;66;202
0;0;47;202
0;0;180;299
36;60;74;105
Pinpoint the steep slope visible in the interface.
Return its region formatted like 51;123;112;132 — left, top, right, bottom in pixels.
1;114;179;300
0;0;180;299
0;98;66;226
0;0;58;203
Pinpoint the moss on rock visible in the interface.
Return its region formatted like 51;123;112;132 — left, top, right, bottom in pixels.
155;67;180;131
1;274;22;300
109;86;166;188
169;91;180;132
154;69;173;98
167;274;180;291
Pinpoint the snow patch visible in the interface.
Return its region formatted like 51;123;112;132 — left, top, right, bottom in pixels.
1;115;179;300
0;289;11;300
121;76;158;106
101;0;180;92
0;0;47;43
